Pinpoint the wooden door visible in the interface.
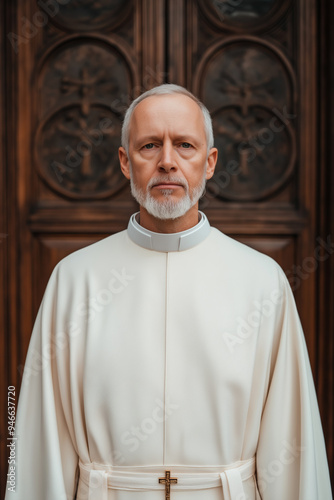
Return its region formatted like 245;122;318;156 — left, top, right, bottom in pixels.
1;0;333;493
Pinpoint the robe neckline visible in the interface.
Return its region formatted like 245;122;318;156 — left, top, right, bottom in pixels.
127;211;211;252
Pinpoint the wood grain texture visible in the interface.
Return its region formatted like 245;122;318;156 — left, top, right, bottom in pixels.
0;1;8;494
318;0;334;484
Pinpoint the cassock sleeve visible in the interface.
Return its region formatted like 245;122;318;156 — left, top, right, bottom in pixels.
5;264;79;500
256;268;332;499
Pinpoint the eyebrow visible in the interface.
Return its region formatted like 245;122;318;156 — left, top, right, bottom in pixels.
133;134;203;146
133;135;161;145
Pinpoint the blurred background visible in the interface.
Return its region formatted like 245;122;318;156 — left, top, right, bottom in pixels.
0;0;333;494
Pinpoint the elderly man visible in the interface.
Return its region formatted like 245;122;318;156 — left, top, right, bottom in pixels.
6;85;332;500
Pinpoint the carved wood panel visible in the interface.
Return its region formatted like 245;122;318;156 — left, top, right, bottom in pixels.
196;37;296;201
173;0;309;330
19;0;138;362
35;36;135;199
191;1;297;207
39;0;131;32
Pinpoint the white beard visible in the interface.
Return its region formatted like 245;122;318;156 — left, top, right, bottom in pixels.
129;167;207;220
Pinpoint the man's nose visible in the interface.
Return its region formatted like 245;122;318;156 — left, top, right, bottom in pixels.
157;143;177;172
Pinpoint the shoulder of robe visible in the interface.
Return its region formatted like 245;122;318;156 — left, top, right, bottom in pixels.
53;229;128;275
209;227;286;289
37;231;130;305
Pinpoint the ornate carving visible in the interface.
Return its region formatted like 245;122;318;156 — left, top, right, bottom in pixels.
213;0;276;20
35;103;125;199
39;39;133;118
195;38;296;201
35;37;136;199
210;105;295;200
38;0;132;32
198;0;290;32
201;41;293;109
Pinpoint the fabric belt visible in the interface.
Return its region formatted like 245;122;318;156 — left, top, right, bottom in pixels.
79;457;255;500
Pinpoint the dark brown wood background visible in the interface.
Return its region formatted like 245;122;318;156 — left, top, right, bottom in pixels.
1;0;333;495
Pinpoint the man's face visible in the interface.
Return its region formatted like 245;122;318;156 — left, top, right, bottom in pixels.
119;94;217;220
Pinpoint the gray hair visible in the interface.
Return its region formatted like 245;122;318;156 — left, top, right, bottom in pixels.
121;84;214;155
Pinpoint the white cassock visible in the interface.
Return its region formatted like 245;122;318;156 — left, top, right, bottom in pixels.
6;212;332;500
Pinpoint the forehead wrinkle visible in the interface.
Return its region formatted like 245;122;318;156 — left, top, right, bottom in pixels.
129;94;207;146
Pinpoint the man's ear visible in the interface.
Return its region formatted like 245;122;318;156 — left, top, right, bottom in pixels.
119;147;131;180
205;147;218;180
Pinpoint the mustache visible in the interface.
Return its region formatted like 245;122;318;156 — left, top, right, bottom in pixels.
147;176;188;190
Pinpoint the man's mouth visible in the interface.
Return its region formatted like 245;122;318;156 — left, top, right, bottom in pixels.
153;183;183;189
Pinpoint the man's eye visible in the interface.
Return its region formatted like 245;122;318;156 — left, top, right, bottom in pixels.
181;142;192;148
144;143;155;149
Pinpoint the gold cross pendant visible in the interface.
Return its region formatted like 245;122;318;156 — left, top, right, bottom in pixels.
159;470;178;500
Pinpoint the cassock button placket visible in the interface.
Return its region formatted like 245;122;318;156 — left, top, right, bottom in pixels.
158;470;178;500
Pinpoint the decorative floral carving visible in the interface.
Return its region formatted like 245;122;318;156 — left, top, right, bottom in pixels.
36;39;135;198
197;40;296;201
36;104;125;199
39;0;131;31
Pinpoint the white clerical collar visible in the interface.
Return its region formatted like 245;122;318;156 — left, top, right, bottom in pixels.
127;211;211;252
